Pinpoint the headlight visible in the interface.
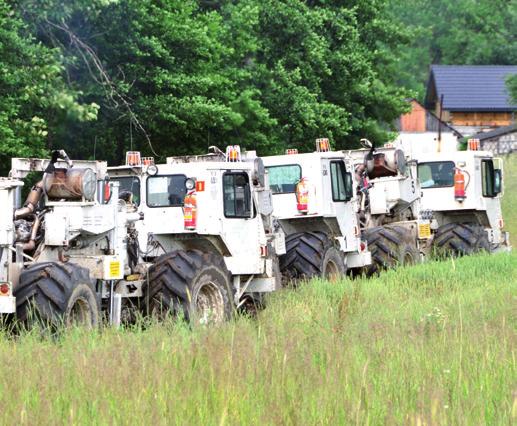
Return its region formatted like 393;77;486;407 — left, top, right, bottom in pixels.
185;178;196;191
147;164;158;176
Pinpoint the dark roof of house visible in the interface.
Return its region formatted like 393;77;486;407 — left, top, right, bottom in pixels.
471;123;517;141
424;65;517;112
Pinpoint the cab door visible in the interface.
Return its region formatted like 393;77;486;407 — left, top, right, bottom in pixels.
221;171;263;274
479;157;504;244
326;159;360;253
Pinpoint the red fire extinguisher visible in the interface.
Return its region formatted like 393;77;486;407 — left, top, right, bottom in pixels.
183;190;197;230
103;178;111;204
454;169;466;202
296;178;309;213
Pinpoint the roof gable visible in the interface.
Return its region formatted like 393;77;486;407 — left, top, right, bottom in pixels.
424;65;517;112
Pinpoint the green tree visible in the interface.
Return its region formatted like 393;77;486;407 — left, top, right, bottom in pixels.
390;0;517;98
0;0;97;173
18;0;276;163
222;0;409;151
15;0;409;162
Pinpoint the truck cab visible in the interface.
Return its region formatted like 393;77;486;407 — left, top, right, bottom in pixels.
262;139;371;281
414;149;510;252
109;147;285;322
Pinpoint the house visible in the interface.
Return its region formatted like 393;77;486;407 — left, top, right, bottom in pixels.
424;65;517;136
470;124;517;154
397;98;461;135
394;98;461;155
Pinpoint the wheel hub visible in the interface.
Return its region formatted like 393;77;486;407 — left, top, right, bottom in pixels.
67;296;92;327
195;282;224;324
324;260;340;282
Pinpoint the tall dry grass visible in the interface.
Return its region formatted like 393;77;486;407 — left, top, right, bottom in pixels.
0;251;515;425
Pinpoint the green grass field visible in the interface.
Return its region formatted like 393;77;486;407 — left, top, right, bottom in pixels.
502;155;517;247
1;157;516;425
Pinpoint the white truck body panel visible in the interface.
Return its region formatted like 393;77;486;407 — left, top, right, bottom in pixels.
262;151;368;266
109;157;284;291
413;150;507;247
0;179;22;313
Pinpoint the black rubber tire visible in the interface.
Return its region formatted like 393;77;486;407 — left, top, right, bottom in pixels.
280;232;346;283
143;250;234;324
433;222;490;257
364;225;420;275
15;262;99;329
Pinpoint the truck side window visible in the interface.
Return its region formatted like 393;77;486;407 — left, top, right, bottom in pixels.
330;161;352;202
146;175;187;207
417;161;455;188
223;172;252;218
111;176;141;205
265;164;301;194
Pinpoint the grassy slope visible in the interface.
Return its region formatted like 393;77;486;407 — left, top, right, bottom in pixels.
502;155;517;246
0;156;515;425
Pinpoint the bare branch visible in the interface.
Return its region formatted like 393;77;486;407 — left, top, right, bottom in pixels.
41;18;160;157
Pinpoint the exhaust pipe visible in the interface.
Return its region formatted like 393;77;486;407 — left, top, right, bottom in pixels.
21;215;41;252
14;149;75;219
14;181;44;220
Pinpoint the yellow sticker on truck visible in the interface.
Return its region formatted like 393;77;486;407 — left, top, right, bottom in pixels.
418;223;432;239
109;260;121;279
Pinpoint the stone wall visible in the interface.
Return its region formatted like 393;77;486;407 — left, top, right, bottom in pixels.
481;132;517;154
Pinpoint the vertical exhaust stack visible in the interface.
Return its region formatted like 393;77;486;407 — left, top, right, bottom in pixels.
437;94;444;153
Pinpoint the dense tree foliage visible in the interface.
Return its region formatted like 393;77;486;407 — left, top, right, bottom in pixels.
220;0;408;151
1;0;514;166
7;0;409;162
17;0;257;162
389;0;517;98
0;0;97;173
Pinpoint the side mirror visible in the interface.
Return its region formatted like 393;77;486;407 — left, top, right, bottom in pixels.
253;158;266;187
493;169;502;195
344;172;354;201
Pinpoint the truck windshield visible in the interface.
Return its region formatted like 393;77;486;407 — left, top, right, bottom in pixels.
146;175;187;207
111;176;141;205
417;161;455;188
266;164;301;194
